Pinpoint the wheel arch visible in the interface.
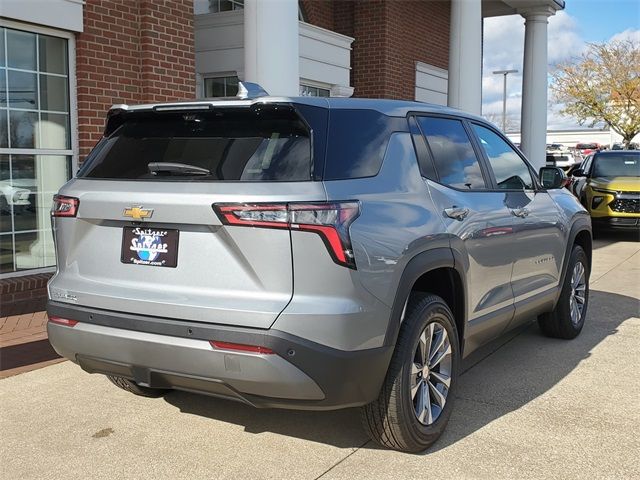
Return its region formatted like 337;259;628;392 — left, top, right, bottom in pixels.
384;248;466;352
555;216;592;305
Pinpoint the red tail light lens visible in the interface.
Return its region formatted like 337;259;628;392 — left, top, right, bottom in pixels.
52;195;79;217
48;316;79;327
210;341;274;355
213;201;360;268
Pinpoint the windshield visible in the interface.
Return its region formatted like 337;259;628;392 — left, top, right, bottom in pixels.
592;153;640;177
78;107;312;182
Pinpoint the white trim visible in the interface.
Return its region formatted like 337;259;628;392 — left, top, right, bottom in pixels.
0;18;76;40
195;10;244;28
299;78;332;90
0;148;73;155
299;22;354;48
2;108;70;115
0;0;84;32
68;33;79;173
1;67;68;78
416;62;448;80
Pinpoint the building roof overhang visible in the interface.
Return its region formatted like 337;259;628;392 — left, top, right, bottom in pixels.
482;0;565;18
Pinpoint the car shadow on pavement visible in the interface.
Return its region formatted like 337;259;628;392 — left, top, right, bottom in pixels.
592;228;639;248
164;289;638;452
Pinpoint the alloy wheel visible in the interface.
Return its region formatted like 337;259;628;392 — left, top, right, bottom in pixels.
569;261;587;326
410;322;452;425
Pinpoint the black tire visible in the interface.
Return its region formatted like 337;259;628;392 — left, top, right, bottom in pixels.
106;375;168;398
361;293;460;453
538;245;589;339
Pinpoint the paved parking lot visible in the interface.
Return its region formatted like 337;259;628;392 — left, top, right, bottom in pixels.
1;231;638;480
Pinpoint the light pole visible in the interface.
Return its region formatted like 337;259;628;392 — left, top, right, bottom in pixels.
492;69;518;132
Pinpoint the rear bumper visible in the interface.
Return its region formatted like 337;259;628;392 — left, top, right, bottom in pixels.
47;301;392;410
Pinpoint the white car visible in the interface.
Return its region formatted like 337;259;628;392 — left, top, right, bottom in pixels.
546;151;578;170
0;179;33;213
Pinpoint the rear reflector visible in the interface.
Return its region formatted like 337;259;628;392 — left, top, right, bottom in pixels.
51;195;79;217
48;316;79;327
210;341;274;355
213;201;360;268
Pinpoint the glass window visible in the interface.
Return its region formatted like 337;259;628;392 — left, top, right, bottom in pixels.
0;27;72;275
40;74;69;112
0;110;6;148
300;85;330;97
0;154;71;273
204;76;239;97
79;108;311;182
9;110;38;148
6;30;37;70
324;110;405;180
0;28;5;67
8;71;38;109
472;124;534;190
38;35;68;75
417;117;486;189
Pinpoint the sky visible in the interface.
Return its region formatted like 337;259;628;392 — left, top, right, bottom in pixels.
482;0;640;131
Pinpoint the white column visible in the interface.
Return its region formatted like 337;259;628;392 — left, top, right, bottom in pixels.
447;0;482;115
519;8;554;170
244;0;300;96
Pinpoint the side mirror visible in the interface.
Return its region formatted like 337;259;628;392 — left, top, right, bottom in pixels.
572;168;585;177
539;166;567;189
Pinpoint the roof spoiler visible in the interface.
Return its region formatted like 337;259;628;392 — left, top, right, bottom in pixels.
105;82;270;134
236;82;269;99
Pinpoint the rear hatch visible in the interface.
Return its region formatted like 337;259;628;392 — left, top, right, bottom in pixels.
49;103;326;328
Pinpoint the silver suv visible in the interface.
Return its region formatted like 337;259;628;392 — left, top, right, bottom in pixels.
47;85;592;452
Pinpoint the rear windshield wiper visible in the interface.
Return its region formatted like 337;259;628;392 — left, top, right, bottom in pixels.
148;162;211;176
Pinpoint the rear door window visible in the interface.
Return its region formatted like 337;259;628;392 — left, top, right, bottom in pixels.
78;107;311;181
416;116;486;189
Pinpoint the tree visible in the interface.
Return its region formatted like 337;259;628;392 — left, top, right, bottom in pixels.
482;112;520;132
551;40;640;148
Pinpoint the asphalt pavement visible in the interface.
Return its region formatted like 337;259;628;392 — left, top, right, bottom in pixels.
1;230;638;480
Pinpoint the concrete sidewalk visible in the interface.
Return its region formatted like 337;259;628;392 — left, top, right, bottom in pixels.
0;232;638;480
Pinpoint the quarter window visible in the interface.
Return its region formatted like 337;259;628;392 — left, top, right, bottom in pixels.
472;124;534;190
416;117;486;189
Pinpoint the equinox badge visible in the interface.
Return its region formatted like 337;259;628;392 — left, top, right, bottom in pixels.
123;206;154;220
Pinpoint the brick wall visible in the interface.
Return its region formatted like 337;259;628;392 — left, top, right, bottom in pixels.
76;0;195;159
301;0;450;100
300;0;334;31
0;274;52;317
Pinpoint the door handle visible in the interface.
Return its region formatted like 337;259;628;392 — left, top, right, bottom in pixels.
444;206;470;221
510;207;530;218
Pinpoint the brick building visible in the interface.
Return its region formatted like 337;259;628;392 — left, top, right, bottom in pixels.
1;0;562;315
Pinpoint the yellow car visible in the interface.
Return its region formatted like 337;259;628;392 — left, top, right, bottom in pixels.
573;150;640;229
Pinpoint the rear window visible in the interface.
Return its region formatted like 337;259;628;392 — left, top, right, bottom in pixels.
78;107;311;181
323;110;406;180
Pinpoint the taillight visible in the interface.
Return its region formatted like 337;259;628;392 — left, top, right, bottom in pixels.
213;201;360;268
51;195;79;217
210;340;274;355
48;316;79;327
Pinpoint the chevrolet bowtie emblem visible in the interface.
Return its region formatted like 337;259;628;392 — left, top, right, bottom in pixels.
123;206;154;220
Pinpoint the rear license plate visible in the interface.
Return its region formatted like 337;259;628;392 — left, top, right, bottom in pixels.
121;227;179;267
